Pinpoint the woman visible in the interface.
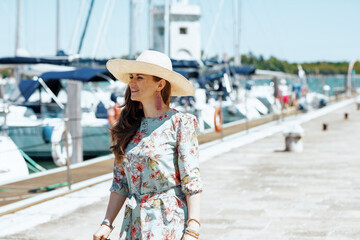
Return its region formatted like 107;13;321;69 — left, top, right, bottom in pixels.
93;50;203;240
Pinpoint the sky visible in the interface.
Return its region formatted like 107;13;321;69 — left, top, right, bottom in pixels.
0;0;359;63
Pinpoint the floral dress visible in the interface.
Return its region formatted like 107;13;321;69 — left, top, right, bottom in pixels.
110;108;203;240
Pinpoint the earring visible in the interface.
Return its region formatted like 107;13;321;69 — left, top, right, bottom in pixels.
138;102;143;109
156;91;162;110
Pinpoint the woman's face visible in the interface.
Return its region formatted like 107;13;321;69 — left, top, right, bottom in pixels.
128;73;161;103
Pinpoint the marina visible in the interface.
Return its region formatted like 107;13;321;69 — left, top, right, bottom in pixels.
0;103;300;213
0;0;360;239
0;98;358;239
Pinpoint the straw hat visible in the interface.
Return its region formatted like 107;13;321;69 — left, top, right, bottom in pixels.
106;50;195;96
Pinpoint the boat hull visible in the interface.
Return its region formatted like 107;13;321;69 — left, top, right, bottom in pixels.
6;125;111;160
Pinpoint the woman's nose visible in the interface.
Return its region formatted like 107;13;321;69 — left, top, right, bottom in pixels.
129;77;136;84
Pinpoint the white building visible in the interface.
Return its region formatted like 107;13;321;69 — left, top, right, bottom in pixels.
151;0;201;60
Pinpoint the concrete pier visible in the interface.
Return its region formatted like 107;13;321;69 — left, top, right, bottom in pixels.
2;102;360;240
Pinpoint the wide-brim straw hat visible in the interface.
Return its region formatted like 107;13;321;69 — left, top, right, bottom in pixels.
106;50;195;96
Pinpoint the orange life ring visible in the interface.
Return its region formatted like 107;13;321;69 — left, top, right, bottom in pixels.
214;107;223;132
108;103;122;126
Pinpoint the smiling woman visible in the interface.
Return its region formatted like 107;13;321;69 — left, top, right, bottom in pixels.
93;50;202;240
128;74;171;108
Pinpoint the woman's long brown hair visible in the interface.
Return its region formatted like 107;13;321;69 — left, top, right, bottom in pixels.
110;76;171;164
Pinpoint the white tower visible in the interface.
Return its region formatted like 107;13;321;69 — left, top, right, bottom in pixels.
151;0;201;60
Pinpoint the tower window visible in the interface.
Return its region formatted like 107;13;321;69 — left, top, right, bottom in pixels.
158;27;164;36
179;27;187;34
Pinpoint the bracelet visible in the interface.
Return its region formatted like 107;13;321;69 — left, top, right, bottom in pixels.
185;229;199;239
101;220;115;232
187;218;201;227
185;228;200;236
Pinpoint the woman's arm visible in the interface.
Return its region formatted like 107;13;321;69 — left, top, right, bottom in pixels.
176;114;203;239
186;193;201;228
93;192;127;240
104;191;127;225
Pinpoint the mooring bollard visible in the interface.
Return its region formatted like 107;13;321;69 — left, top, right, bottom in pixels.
282;124;304;152
323;123;328;131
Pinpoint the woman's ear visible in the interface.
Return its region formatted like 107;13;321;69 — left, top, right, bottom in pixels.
157;79;166;91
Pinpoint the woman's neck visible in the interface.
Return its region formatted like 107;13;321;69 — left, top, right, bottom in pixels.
142;101;170;118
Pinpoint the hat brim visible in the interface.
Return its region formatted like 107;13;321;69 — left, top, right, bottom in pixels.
106;59;195;96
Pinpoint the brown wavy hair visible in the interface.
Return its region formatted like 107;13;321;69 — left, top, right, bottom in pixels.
110;76;171;164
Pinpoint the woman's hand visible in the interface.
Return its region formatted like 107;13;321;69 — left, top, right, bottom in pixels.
93;225;112;240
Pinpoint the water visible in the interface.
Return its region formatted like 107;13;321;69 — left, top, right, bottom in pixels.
250;75;360;96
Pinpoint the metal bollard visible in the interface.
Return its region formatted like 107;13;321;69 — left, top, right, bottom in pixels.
283;124;304;152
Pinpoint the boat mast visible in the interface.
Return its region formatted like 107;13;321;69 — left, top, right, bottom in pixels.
56;0;60;54
202;0;225;60
91;0;112;59
68;0;86;54
15;0;22;56
77;0;95;55
164;0;170;56
233;0;241;65
148;0;153;50
129;0;136;58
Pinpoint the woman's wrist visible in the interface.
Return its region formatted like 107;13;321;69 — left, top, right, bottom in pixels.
185;218;200;238
187;221;200;231
101;219;115;231
187;218;200;228
184;227;200;239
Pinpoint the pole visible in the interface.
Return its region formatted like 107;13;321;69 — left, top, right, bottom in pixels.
129;0;136;58
66;81;83;164
148;0;153;50
347;60;357;96
56;0;60;54
15;0;22;56
238;0;242;65
91;0;111;59
233;0;240;65
202;0;225;60
219;93;224;140
0;77;8;135
69;0;86;54
273;77;280;122
64;116;72;191
77;0;95;54
245;88;249;133
164;0;170;56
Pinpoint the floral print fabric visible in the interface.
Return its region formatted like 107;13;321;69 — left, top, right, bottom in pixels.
110;109;203;240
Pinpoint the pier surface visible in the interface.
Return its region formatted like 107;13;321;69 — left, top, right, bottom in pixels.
3;102;360;239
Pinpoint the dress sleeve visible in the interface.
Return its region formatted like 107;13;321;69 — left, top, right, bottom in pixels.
176;113;203;196
109;162;129;197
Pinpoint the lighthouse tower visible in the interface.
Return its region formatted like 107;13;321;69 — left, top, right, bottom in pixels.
151;0;201;60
